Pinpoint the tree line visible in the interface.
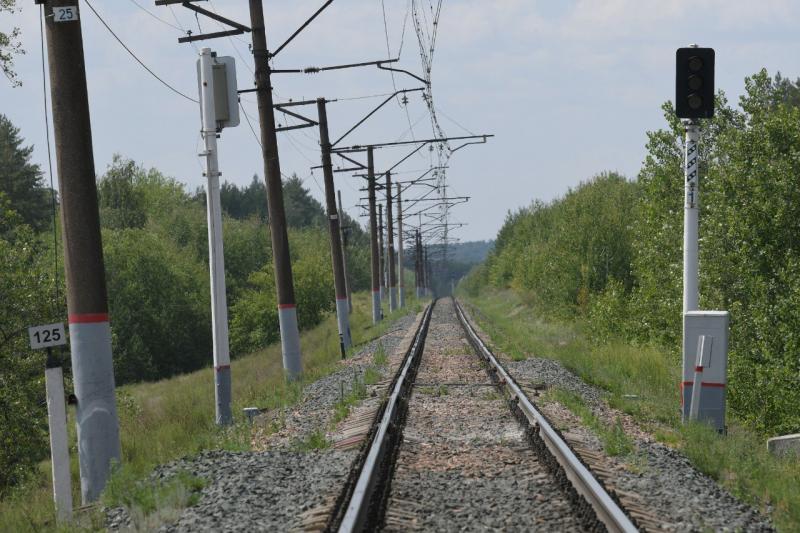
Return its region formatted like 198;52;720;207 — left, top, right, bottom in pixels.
0;113;371;492
463;70;800;436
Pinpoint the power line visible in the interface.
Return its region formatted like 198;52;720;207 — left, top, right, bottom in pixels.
435;105;475;136
381;0;417;141
239;101;294;182
39;5;59;317
207;0;255;75
167;4;200;54
126;0;183;31
84;0;198;103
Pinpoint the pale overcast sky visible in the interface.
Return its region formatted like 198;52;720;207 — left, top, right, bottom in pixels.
3;1;800;241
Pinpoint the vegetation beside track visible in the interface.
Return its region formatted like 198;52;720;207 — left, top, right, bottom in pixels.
463;71;800;436
460;289;800;531
0;292;419;532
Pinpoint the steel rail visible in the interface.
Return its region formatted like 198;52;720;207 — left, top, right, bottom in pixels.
337;302;434;533
453;299;638;533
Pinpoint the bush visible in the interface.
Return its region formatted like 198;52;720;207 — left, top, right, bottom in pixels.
103;228;211;383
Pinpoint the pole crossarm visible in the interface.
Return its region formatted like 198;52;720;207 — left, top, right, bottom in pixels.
331;88;426;147
331;134;493;153
377;61;428;85
271;58;400;74
336;152;367;171
451;136;489;154
274;103;318;132
270;0;334;59
156;1;251;43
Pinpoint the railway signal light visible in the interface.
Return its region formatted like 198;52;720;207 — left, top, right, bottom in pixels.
675;47;715;119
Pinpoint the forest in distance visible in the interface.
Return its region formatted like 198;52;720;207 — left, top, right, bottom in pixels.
462;69;800;438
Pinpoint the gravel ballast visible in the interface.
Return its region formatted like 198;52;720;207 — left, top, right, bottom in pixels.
107;311;418;532
384;300;585;531
461;302;773;532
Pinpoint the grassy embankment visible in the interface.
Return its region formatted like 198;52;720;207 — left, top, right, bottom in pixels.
461;288;800;532
0;292;421;532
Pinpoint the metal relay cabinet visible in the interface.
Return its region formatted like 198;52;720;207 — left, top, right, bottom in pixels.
682;311;729;432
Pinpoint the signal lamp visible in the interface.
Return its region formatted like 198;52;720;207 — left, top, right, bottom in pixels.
676;47;714;119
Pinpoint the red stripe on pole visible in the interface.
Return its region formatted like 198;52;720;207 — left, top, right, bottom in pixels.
682;381;725;388
694;366;704;372
68;313;109;324
336;297;348;302
277;303;296;309
215;365;230;371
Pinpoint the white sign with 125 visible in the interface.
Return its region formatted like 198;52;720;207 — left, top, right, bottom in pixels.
29;323;67;350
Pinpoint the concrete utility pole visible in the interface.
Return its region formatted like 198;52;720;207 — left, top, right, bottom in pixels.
379;203;386;302
396;182;405;308
338;190;352;313
422;246;431;296
683;119;700;314
199;48;232;425
249;0;301;378
415;230;422;298
367;147;381;323
43;0;120;503
317;99;352;356
385;172;397;312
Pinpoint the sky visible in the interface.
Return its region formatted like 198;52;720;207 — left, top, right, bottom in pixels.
2;0;800;242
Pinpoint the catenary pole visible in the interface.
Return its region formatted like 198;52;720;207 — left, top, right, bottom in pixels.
683;119;700;313
43;0;121;503
422;246;431;296
317;98;352;356
397;182;405;308
415;230;421;298
379;203;386;301
249;0;302;378
367;147;381;323
385;172;397;312
199;48;232;425
338;190;352;313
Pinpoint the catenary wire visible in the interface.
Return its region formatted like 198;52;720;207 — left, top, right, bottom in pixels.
39;5;60;317
126;0;183;31
83;0;198;103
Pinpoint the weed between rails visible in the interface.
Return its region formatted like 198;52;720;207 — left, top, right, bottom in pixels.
546;389;634;457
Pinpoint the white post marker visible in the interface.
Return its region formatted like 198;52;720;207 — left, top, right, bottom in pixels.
689;335;712;420
198;48;234;425
683;311;728;432
683;119;700;314
28;323;72;523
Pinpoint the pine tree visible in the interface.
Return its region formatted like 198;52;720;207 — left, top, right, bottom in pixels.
0;115;52;231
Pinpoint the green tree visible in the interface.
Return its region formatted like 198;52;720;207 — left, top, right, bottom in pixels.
283;174;326;229
0;194;62;493
103;228;211;383
1;0;23;87
0;115;52;231
97;156;147;230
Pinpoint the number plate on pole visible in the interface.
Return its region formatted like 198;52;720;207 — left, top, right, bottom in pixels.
53;6;79;22
29;323;67;349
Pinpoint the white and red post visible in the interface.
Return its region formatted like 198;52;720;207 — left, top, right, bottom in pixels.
199;48;232;425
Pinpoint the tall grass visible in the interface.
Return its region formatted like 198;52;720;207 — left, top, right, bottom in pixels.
462;288;800;531
0;291;419;532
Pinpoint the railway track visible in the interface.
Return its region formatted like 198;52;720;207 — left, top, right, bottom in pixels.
321;298;640;532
